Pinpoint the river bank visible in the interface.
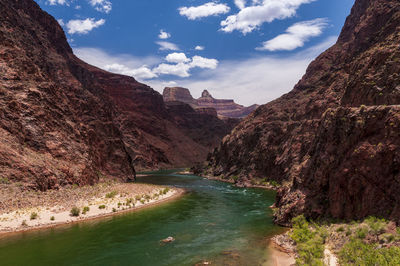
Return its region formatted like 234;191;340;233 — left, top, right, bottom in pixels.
0;181;184;235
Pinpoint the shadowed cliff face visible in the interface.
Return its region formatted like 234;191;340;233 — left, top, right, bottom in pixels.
0;0;233;190
207;0;400;225
163;87;259;119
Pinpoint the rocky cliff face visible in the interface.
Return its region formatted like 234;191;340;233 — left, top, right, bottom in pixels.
0;0;233;190
163;87;259;118
206;0;400;225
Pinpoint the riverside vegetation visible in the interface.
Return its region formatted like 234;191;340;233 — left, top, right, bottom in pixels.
288;215;400;265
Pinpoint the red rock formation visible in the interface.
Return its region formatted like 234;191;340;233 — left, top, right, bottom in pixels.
163;87;259;118
206;0;400;225
0;0;233;190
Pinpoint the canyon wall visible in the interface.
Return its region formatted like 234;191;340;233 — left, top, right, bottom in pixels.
0;0;234;190
206;0;400;225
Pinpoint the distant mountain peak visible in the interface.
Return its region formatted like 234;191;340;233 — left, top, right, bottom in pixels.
162;87;259;119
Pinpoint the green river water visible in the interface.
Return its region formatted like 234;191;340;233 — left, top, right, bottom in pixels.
0;170;283;266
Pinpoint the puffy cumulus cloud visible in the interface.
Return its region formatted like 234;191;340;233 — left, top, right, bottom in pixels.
153;63;192;78
257;18;328;51
73;47;219;80
158;30;171;39
221;0;315;34
154;55;219;77
73;47;161;81
104;63;157;79
148;37;337;106
89;0;112;14
234;0;246;9
190;56;218;69
66;18;105;34
47;0;69;5
156;41;179;51
179;2;230;20
165;53;190;63
195;45;205;51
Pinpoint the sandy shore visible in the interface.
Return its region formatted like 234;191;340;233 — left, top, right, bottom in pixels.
0;182;185;235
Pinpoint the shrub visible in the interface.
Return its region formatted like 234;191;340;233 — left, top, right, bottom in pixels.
162;188;170;195
112;208;117;213
337;226;345;232
340;239;400;265
99;205;106;209
0;177;10;184
144;194;151;201
118;202;122;208
290;215;325;265
356;227;368;239
135;195;141;201
30;212;38;220
105;191;117;199
269;180;279;187
140;199;145;204
21;220;27;226
82;206;90;215
70;207;80;217
50;216;55;221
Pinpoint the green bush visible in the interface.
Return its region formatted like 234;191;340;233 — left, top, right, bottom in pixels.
112;208;117;213
356;227;368;239
82;206;90;215
21;220;27;226
70;207;80;217
30;212;38;220
336;226;345;232
0;177;10;184
98;205;106;209
105;191;117;198
290;215;324;265
340;239;400;265
50;216;55;221
162;188;170;195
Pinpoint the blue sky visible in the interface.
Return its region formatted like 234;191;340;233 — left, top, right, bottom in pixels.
36;0;355;105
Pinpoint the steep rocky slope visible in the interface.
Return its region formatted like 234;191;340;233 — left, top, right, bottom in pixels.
206;0;400;225
163;87;259;118
0;0;233;190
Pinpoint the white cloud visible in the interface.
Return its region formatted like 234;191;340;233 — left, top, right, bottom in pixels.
166;53;190;63
148;36;337;106
153;63;192;78
74;47;161;81
179;2;230;20
89;0;112;14
57;19;65;26
195;45;205;51
158;30;171;39
66;18;105;34
190;56;218;69
75;5;82;10
47;0;68;5
104;63;158;79
221;0;315;34
154;55;219;77
257;18;328;51
156;41;179;51
234;0;246;9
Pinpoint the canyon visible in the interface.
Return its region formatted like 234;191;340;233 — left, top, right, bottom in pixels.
163;87;259;119
0;0;236;190
206;0;400;225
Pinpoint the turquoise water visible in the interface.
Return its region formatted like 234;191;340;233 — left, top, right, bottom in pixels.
0;171;283;265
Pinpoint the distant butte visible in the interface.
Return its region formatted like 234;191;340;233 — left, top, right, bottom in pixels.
163;87;259;119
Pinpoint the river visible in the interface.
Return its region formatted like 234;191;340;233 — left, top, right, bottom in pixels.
0;170;283;265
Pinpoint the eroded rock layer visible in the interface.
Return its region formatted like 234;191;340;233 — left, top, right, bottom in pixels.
206;0;400;225
0;0;234;190
163;87;259;118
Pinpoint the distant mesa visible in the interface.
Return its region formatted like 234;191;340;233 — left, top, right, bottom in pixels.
163;87;259;119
